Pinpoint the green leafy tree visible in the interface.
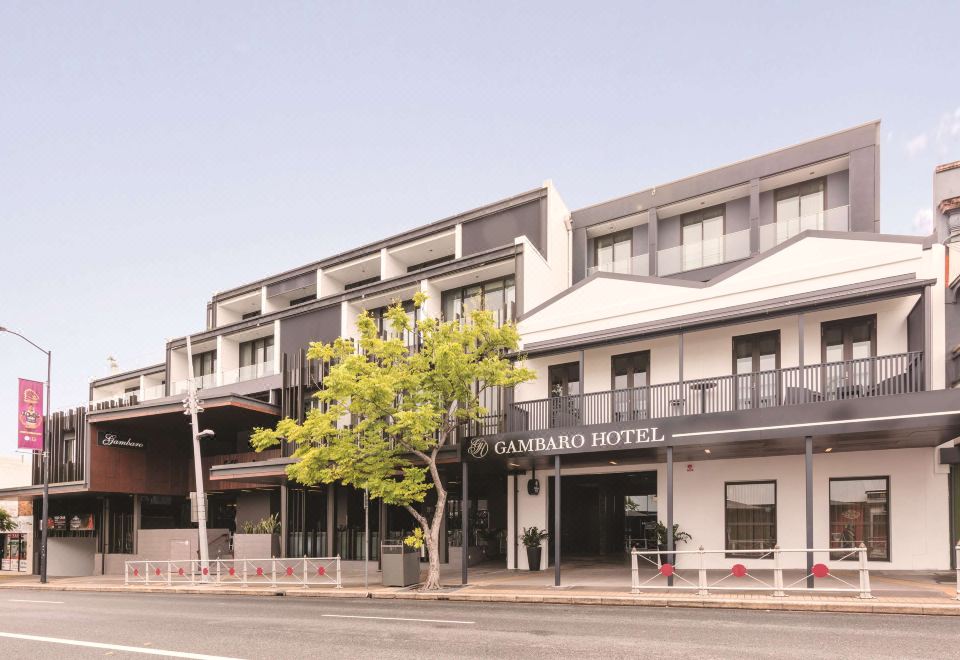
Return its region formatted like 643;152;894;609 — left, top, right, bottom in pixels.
252;293;534;590
0;508;16;532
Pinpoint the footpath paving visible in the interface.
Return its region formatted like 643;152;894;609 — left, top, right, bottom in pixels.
2;563;958;616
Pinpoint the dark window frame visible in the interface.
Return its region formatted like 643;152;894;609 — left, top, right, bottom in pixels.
724;479;777;558
731;330;782;410
591;229;633;270
820;314;877;363
240;336;275;368
773;177;827;222
441;275;516;324
828;475;890;562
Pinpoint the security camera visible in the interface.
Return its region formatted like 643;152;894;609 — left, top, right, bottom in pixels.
197;429;216;440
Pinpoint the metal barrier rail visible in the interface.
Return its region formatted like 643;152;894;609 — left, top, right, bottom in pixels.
125;557;342;589
630;545;872;599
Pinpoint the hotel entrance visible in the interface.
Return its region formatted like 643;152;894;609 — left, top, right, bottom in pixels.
548;471;658;561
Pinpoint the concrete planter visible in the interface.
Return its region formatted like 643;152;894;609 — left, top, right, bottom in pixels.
233;534;280;559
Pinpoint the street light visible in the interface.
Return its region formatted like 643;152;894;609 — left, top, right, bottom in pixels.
0;326;51;584
183;336;211;581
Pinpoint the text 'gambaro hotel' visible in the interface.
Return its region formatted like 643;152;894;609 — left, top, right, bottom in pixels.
5;121;960;580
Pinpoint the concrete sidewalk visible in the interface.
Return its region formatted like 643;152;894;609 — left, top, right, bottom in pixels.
2;561;958;616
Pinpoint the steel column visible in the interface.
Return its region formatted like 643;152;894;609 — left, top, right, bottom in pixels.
666;445;674;587
554;454;561;586
279;482;288;558
805;435;814;588
461;460;469;585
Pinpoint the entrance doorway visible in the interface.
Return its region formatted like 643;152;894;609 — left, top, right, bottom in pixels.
549;471;657;562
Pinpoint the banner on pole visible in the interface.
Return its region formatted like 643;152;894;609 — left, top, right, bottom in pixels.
17;378;44;451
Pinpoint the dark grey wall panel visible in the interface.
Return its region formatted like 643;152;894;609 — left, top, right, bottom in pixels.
280;306;342;355
726;196;750;233
659;216;681;250
826;170;850;209
462;199;543;257
848;146;878;232
632;224;649;256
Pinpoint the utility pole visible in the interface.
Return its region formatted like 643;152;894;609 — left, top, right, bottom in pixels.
184;336;211;581
1;327;51;584
363;488;369;591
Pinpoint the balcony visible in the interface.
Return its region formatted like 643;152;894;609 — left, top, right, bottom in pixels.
657;228;750;276
479;352;923;435
89;383;167;411
759;205;849;251
587;254;650;278
222;360;276;386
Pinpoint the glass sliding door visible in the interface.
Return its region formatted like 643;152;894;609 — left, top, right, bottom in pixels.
775;178;825;244
592;229;633;274
821;316;876;398
611;351;649;422
733;331;780;410
681;206;724;271
548;362;580;428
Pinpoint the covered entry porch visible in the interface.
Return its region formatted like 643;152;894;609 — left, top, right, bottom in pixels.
460;388;960;586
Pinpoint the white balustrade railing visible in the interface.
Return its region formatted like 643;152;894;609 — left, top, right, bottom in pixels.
125;556;342;589
759;205;850;251
587;254;650;277
630;545;872;598
657;228;751;276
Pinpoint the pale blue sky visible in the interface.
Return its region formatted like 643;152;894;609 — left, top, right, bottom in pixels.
1;2;959;454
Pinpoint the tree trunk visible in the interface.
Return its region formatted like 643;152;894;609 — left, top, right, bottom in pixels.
421;487;446;591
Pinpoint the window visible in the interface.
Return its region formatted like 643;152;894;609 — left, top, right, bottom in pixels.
371;301;417;347
733;331;780;409
406;254;454;273
63;432;76;464
548;362;580;427
775;178;825;243
192;351;217;378
240;337;274;369
343;276;380;291
241;310;261;320
441;276;515;326
592;230;633;274
611;351;649;421
289;294;315;306
821;316;876;396
681;206;725;271
725;481;776;556
829;477;889;561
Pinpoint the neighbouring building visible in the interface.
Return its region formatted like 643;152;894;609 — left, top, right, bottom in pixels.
3;121;960;580
0;454;32;572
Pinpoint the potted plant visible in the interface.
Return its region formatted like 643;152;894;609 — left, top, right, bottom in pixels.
520;526;549;571
233;514;281;559
655;521;692;566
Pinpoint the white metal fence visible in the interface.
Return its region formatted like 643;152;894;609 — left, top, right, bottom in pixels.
631;545;872;598
125;557;342;589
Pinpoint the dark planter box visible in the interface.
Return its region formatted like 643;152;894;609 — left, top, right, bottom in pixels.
525;546;542;571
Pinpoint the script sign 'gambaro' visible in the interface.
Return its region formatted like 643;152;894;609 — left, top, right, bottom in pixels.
466;427;667;461
97;431;145;450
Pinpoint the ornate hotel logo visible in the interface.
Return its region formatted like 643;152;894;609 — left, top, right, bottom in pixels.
467;437;489;459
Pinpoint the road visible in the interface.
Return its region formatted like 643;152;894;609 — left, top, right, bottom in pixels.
0;588;957;659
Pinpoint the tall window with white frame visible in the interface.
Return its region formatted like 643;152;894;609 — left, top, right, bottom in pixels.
725;481;777;557
681;205;725;271
774;178;825;244
591;229;633;275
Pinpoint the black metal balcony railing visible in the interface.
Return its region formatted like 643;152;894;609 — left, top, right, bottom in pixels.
470;352;924;437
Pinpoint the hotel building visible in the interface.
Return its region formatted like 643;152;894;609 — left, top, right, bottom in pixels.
4;122;960;580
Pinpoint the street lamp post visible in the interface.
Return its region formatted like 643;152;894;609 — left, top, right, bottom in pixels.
184;336;211;581
1;327;51;584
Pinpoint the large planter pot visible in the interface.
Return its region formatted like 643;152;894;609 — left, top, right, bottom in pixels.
525;545;542;571
233;534;280;560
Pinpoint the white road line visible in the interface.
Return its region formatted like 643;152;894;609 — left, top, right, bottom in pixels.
8;599;64;604
320;613;475;624
0;632;245;659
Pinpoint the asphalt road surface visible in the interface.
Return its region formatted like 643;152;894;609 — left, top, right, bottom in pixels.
0;588;957;659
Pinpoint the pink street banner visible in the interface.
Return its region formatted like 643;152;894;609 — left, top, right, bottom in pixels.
17;378;44;451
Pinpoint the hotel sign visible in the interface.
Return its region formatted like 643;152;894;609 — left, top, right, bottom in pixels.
466;426;668;461
97;431;145;450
